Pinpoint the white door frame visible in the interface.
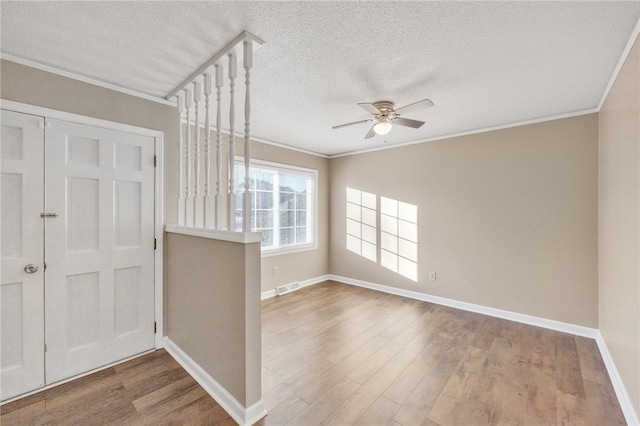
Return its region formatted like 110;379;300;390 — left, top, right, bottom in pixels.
0;99;165;349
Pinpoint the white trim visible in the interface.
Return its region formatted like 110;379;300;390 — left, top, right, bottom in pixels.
261;274;329;300
154;130;165;348
597;15;640;111
329;109;598;158
1;99;166;348
165;224;263;244
163;337;267;426
328;274;598;338
595;332;640;426
1;54;176;107
0;349;154;406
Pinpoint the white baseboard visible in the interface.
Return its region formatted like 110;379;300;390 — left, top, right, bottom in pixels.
595;332;640;426
261;274;330;300
163;337;267;426
328;274;598;338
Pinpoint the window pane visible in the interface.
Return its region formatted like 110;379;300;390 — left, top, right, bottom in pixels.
280;210;294;227
296;227;306;243
296;193;307;209
256;210;274;228
257;191;273;209
280;192;294;209
280;227;295;245
261;229;274;248
255;170;274;190
279;174;296;192
296;211;307;226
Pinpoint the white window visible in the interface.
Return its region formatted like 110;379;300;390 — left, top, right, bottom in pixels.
235;159;317;255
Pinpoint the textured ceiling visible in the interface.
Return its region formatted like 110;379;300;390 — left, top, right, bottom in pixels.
2;1;640;156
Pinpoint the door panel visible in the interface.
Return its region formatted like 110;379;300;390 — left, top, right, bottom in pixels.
0;110;45;401
44;119;155;384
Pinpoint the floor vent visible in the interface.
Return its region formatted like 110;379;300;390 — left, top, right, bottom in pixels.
276;282;301;296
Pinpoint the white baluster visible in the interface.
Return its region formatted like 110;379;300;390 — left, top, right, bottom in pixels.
176;94;186;226
215;64;224;229
243;40;253;233
228;52;237;231
203;74;213;228
193;81;202;227
184;87;194;227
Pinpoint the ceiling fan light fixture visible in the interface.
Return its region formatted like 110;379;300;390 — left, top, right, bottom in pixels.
373;117;393;135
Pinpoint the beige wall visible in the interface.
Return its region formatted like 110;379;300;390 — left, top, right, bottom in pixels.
330;114;599;327
166;233;262;407
599;36;640;416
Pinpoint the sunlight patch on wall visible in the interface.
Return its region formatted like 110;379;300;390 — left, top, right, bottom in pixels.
346;187;377;262
380;196;418;281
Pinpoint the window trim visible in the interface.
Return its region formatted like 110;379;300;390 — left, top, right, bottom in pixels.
235;157;318;257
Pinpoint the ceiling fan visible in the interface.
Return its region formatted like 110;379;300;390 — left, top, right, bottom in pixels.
332;98;434;139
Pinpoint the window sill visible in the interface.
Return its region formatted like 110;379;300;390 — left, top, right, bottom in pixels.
261;244;318;258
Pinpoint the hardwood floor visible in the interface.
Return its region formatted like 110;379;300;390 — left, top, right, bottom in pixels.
257;281;625;426
1;280;625;425
0;350;236;425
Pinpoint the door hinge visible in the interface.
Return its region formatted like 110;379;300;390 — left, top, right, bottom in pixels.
44;343;47;353
154;238;157;250
154;155;157;167
44;262;47;271
154;322;157;334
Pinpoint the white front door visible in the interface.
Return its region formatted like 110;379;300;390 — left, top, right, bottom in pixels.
0;110;46;400
44;119;156;383
1;109;157;400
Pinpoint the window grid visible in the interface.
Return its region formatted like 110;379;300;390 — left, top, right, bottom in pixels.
236;162;316;253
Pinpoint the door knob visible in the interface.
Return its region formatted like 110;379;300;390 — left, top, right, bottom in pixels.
24;264;39;274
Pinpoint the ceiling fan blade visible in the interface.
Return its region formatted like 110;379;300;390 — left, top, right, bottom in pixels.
332;119;371;129
394;117;425;128
364;125;377;139
357;102;382;115
395;98;434;115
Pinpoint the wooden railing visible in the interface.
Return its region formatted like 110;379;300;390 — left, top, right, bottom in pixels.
166;31;264;231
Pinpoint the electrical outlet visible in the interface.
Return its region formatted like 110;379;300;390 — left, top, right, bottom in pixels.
429;271;436;281
272;267;278;276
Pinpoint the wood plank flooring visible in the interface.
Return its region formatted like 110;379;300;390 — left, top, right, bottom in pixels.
1;280;626;425
0;350;236;425
257;281;625;426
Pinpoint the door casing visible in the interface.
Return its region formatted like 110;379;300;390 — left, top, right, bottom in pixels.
0;99;164;403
